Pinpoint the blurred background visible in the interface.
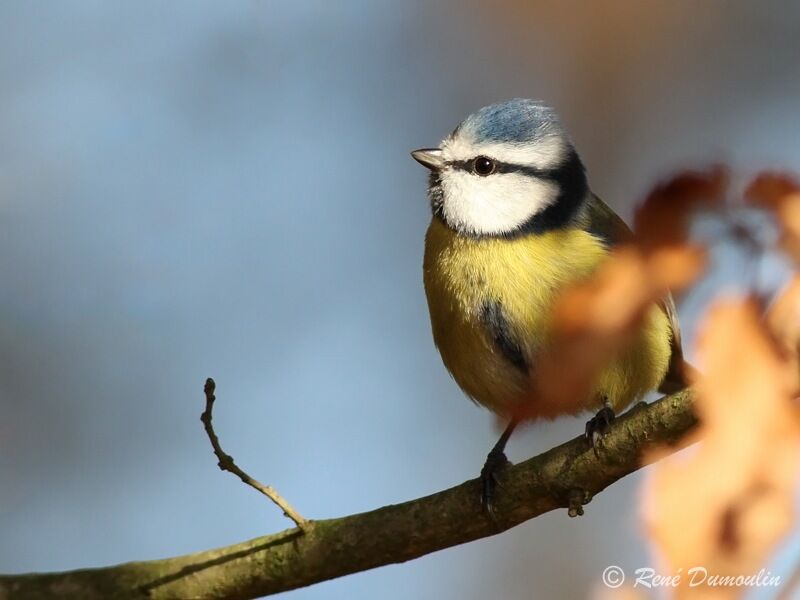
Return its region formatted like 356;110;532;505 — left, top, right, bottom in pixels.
1;1;799;598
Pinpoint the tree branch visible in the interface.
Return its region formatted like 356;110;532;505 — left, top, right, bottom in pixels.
0;389;697;600
200;378;307;530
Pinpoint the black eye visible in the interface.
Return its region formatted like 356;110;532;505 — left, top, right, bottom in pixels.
472;156;496;176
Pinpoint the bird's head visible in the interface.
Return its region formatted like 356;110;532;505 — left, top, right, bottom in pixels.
412;99;588;238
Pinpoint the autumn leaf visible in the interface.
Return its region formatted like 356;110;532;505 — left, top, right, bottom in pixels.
634;167;727;253
767;276;800;395
746;173;800;263
643;298;800;599
530;170;716;419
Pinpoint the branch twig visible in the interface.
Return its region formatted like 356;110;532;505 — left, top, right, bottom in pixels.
200;377;308;531
0;388;697;599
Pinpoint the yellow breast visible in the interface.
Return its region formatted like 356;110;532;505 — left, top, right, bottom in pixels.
423;217;672;417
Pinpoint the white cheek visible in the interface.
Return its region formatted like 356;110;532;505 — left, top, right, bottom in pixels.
440;172;559;236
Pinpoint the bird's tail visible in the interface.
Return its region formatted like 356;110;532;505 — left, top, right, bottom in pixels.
658;358;699;395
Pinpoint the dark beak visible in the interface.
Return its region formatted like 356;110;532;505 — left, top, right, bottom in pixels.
410;148;444;171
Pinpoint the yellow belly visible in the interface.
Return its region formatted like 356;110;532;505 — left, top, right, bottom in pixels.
423;217;672;418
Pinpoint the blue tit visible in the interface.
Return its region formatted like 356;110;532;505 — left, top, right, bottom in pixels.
411;99;687;516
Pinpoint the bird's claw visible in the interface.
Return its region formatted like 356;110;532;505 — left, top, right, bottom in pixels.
585;405;615;454
480;448;510;522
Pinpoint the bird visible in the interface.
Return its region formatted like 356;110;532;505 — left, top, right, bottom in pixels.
411;99;688;518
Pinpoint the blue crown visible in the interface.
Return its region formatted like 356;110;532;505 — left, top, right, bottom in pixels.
455;99;562;144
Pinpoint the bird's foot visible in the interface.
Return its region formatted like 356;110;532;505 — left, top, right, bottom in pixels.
480;447;510;522
585;405;615;454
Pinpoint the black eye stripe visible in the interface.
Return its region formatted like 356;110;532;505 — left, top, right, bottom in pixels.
446;158;555;180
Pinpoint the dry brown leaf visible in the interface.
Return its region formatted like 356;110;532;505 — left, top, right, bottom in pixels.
532;241;706;418
644;298;800;599
645;245;708;292
634;167;728;253
767;276;800;394
745;172;800;208
746;173;800;263
528;169;717;418
554;246;651;336
528;247;651;418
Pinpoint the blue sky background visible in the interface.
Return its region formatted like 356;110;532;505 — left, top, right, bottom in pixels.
2;2;799;598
